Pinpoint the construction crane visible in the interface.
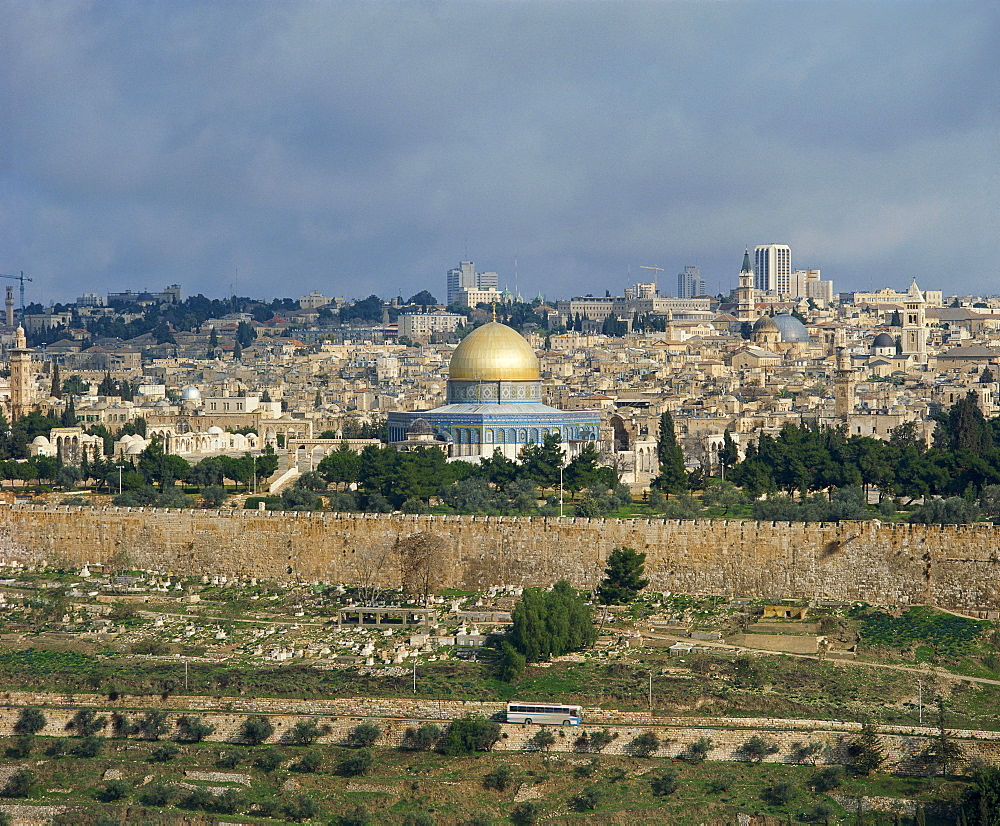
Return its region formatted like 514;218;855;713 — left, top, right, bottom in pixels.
639;265;664;293
0;272;33;323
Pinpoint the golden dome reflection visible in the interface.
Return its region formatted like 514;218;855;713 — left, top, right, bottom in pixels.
448;322;541;382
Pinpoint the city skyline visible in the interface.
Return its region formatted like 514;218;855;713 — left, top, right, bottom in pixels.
2;2;997;305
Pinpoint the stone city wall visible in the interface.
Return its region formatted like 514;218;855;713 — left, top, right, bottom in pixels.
4;506;1000;613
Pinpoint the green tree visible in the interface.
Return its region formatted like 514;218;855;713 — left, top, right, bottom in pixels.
507;580;595;666
286;718;324;745
62;374;87;396
318;442;361;487
483;763;514;791
519;433;564;488
597;546;649;605
440;714;501;756
563;443;612;494
239;715;273;745
653;411;687;494
740;734;779;763
650;768;680;795
346;722;381;748
15;707;46;735
848;720;886;775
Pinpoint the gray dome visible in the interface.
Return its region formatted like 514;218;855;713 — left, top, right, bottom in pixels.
753;315;780;332
872;332;895;348
181;385;202;400
772;313;810;343
407;417;434;437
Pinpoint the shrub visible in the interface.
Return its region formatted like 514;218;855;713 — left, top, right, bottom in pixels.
682;736;713;762
606;766;628;783
291;749;322;773
216;749;245;769
281;793;318;822
137;709;170;740
573;784;604;811
338;748;374;776
179;788;215;811
45;737;68;757
336;805;373;826
286;717;324;745
176;714;215;742
15;707;46;735
214;788;246;815
650;768;680;796
803;802;837;822
401;814;435;826
761;780;798;806
812;765;845;792
68;707;107;737
403;723;441;751
95;779;130;802
1;767;36;798
739;734;779;762
440;714;501;756
528;728;555;752
483;763;514;791
254;747;283;772
511;801;543;825
73;735;103;757
586;729;615;752
707;772;735;793
630;731;660;757
346;722;381;748
239;715;274;745
6;734;34;758
149;742;179;762
139;782;175;806
574;758;599;778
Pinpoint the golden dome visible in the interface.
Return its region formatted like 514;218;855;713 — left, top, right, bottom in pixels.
448;322;540;381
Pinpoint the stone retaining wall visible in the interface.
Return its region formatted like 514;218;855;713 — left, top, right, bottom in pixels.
1;693;998;774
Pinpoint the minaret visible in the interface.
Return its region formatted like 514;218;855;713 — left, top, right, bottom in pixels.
4;287;13;328
901;279;928;364
735;249;756;322
834;346;856;421
9;325;34;420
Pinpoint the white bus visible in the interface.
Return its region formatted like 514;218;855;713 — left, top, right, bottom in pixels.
506;701;583;726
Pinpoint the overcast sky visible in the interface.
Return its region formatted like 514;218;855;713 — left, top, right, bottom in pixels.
2;1;998;307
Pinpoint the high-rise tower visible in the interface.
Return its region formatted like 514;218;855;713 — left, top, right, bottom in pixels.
677;265;704;299
754;244;792;295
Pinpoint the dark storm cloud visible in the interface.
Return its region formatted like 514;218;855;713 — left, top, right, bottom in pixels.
1;1;997;304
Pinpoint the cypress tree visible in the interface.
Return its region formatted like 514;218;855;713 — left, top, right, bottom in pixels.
653;411;687;495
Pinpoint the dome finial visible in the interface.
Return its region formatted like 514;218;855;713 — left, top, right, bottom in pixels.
491;302;497;322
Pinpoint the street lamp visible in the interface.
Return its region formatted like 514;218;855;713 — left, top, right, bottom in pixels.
559;464;564;518
116;464;123;495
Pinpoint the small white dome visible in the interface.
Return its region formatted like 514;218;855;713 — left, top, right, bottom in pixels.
31;435;50;446
206;425;224;435
181;386;202;400
125;442;146;455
